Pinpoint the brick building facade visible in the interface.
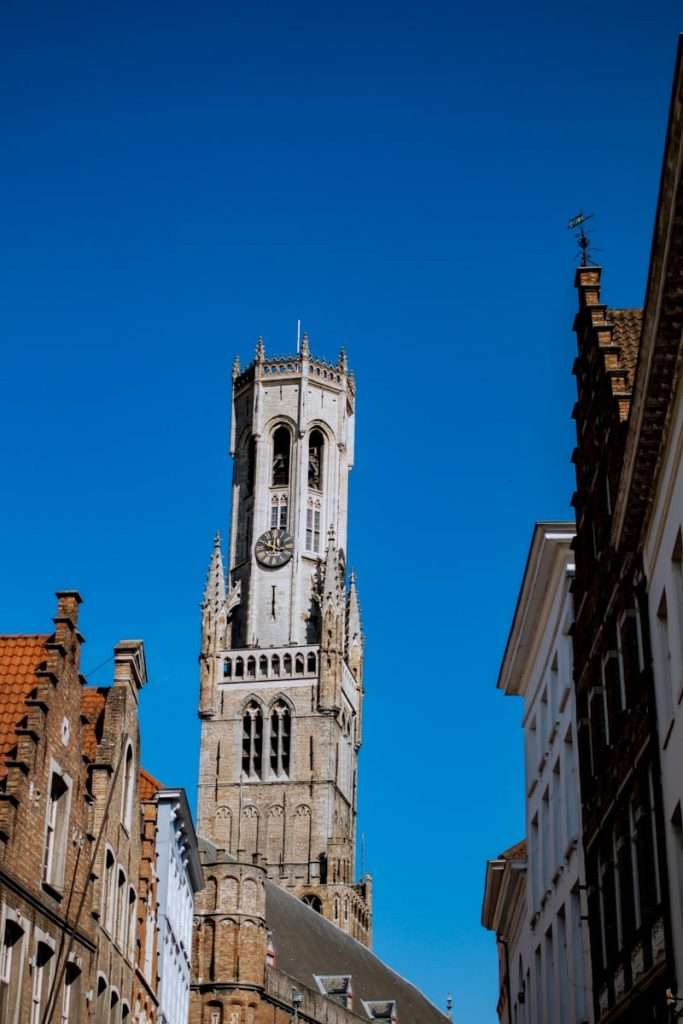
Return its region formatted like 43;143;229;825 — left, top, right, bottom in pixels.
0;592;181;1024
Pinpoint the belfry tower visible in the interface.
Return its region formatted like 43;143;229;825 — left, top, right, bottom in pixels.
196;335;371;945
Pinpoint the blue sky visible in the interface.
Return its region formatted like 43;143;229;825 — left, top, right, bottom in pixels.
0;2;680;1020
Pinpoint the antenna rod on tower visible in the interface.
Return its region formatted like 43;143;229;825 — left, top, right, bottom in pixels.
297;319;301;353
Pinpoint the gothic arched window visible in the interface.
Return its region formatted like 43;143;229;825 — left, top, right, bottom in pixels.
270;495;288;530
308;429;324;491
259;655;269;677
283;653;292;675
272;427;291;487
307;651;317;674
269;700;291;778
242;701;263;779
246;436;256;496
306;499;322;554
271;655;280;677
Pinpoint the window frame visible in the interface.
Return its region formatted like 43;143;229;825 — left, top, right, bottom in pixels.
42;763;72;894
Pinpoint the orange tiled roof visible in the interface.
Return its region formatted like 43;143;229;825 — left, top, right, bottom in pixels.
139;767;163;801
80;688;107;761
498;839;527;861
0;635;51;777
608;308;643;387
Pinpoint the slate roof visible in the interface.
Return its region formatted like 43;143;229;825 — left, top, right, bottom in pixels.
608;308;643;387
0;635;50;777
266;881;449;1024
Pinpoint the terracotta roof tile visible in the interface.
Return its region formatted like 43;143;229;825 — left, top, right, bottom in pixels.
80;688;107;761
0;635;51;777
498;839;527;861
139;767;163;801
608;308;643;387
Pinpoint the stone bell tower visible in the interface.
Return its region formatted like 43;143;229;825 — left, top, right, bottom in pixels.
196;334;371;946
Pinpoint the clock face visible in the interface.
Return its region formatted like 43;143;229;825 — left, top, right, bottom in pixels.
255;528;294;568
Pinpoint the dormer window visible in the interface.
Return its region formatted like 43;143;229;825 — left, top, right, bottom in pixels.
308;430;324;491
272;427;291;487
314;975;353;1010
362;1000;398;1022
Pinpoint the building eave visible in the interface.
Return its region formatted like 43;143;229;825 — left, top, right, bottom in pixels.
157;787;205;892
613;34;683;549
497;522;575;697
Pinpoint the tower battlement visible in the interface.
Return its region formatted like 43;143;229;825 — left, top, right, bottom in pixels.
232;337;355;402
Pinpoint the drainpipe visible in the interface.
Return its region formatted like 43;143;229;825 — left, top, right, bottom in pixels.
496;935;513;1024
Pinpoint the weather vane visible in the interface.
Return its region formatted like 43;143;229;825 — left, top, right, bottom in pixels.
567;211;595;266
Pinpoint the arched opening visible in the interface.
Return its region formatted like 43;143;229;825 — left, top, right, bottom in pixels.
272;426;291;487
295;653;304;675
307;651;317;674
235;657;244;678
269;700;291;777
302;894;322;913
242;701;263;779
247;656;256;679
283;653;292;675
308;429;324;490
259;655;269;677
246;436;257;495
271;655;280;677
223;658;232;678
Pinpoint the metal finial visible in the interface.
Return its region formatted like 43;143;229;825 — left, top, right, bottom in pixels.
339;347;348;372
232;355;241;380
255;336;265;362
567;211;595;267
300;330;310;357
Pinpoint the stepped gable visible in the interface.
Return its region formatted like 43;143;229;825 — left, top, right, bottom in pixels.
607;308;643;386
139;766;163;800
266;881;448;1024
0;634;50;776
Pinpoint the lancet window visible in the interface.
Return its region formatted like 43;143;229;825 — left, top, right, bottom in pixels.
242;701;263;780
272;427;291;487
308;429;324;490
270;495;288;529
269;700;291;778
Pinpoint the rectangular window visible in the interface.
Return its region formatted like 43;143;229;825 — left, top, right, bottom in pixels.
672;531;683;696
103;850;115;934
43;770;70;891
541;789;551;896
617;609;644;703
552;760;563;873
563;727;579;847
61;961;81;1024
279;503;287;529
525;718;538;796
656;590;674;733
30;941;53;1024
271;504;278;528
0;916;24;1024
306;507;313;550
